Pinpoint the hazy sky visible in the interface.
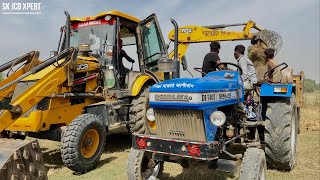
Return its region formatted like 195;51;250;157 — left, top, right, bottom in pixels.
0;0;319;82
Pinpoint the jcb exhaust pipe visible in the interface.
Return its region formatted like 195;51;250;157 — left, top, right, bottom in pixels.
64;11;71;50
0;47;75;91
171;18;180;79
0;51;37;72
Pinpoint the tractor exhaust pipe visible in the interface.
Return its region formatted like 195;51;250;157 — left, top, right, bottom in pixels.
171;19;180;79
64;11;71;50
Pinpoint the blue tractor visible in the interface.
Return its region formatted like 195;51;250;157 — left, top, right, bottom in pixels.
127;19;301;180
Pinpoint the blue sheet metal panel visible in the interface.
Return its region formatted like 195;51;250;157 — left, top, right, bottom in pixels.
150;98;239;110
203;108;218;142
150;71;241;93
260;83;293;97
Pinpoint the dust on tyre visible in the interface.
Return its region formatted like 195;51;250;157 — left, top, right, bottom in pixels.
61;113;106;173
128;148;163;180
264;94;298;170
129;87;156;134
240;148;266;180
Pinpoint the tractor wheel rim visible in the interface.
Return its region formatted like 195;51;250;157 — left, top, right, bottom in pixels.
142;163;160;180
81;129;100;159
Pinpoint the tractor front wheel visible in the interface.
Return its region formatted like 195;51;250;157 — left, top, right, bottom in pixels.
240;148;266;180
61;113;106;173
128;148;163;180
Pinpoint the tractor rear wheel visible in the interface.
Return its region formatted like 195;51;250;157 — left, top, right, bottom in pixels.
127;148;163;180
61;113;106;173
264;94;298;170
240;148;266;180
129;87;156;134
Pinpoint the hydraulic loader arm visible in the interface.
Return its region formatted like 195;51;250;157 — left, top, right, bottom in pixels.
0;47;78;132
0;51;42;100
168;20;280;60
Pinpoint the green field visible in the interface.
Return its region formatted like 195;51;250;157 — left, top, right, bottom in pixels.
45;92;320;180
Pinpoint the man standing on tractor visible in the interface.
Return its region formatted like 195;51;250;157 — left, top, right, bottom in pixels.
234;45;257;92
117;38;135;88
202;41;224;77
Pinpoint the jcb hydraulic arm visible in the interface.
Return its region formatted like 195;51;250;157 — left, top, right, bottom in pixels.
0;47;78;132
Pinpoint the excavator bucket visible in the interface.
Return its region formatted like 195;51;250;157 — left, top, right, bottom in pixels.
0;139;47;180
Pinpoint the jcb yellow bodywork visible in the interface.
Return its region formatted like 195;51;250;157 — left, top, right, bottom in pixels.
0;48;101;132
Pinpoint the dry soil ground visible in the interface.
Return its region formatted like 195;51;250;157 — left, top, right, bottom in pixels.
44;92;320;180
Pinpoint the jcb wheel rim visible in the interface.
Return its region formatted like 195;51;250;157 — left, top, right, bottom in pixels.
81;129;100;159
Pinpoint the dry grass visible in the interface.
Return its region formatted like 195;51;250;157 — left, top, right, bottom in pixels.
44;92;319;180
300;92;320;132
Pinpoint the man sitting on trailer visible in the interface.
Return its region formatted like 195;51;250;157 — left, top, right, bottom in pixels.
264;48;282;83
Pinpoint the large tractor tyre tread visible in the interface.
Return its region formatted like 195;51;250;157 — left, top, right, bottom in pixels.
129;87;149;134
61;114;106;173
264;95;297;170
128;148;163;180
0;139;47;180
240;148;266;180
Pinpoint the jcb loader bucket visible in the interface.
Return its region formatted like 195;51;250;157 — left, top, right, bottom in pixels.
0;139;47;180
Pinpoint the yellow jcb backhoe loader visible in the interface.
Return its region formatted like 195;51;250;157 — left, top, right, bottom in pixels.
0;10;171;178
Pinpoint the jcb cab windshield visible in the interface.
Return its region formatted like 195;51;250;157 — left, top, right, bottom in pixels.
70;19;116;52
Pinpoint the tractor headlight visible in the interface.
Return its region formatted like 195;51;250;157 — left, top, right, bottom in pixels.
210;111;226;126
146;108;155;121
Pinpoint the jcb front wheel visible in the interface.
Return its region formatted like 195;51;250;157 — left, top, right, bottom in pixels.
128;148;163;180
61;113;106;173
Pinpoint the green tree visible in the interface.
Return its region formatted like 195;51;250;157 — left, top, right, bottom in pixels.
304;78;320;92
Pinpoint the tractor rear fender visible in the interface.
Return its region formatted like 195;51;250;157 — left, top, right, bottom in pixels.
260;83;293;97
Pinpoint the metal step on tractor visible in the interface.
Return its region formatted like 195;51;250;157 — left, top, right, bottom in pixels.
128;19;304;180
0;11;171;179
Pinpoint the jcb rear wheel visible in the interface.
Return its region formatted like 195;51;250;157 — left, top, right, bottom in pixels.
129;87;156;134
61;113;106;173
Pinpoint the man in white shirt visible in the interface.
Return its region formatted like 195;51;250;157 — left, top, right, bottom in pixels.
234;45;258;92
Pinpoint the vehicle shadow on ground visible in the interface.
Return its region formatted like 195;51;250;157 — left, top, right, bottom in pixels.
41;127;131;170
104;128;132;153
162;163;237;180
41;147;117;171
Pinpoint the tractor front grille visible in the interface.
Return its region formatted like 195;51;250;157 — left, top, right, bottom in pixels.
155;109;206;142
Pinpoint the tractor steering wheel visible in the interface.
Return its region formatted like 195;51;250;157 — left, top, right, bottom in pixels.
214;62;243;75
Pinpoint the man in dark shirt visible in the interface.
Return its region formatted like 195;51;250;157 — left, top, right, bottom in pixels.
202;41;223;77
117;39;135;88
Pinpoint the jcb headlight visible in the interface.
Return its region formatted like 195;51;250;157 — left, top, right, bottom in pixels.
146;108;155;121
210;111;226;126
